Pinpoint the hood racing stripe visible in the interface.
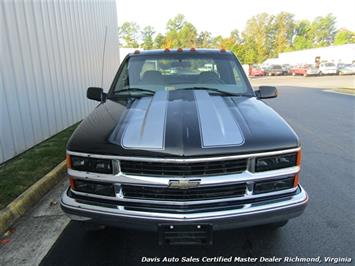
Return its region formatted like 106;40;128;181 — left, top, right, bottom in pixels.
121;90;168;150
194;91;245;147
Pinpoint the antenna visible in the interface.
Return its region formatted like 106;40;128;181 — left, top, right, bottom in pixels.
101;26;108;88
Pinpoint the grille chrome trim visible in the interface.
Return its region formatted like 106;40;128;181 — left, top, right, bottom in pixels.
69;181;297;206
121;183;247;201
119;158;247;177
66;147;300;163
68;166;300;186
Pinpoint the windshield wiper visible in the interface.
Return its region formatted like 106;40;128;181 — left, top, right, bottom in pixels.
108;87;155;99
114;87;155;95
178;87;245;97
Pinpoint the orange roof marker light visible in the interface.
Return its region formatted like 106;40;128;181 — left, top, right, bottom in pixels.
190;47;196;52
177;47;183;53
220;48;226;53
133;50;140;54
164;48;170;52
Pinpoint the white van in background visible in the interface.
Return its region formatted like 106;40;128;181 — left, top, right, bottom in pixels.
319;62;338;75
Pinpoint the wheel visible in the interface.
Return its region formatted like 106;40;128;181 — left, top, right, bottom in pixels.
319;71;323;76
303;73;307;77
292;72;296;76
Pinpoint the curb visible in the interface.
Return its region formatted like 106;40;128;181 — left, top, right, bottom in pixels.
0;160;66;235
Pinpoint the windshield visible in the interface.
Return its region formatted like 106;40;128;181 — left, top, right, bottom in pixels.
110;53;253;96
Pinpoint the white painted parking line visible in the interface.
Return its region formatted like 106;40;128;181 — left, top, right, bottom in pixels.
322;89;355;96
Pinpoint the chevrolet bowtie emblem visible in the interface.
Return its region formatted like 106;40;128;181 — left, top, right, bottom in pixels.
168;179;201;189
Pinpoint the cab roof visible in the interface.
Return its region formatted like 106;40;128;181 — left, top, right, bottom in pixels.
128;48;233;56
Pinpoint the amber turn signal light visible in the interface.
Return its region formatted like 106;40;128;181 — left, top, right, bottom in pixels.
294;148;302;187
296;148;302;166
66;154;72;169
69;177;75;189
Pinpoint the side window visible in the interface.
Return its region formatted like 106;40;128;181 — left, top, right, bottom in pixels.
231;62;242;84
114;62;129;91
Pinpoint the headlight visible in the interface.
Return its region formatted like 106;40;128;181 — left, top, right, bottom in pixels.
68;155;113;174
255;153;297;172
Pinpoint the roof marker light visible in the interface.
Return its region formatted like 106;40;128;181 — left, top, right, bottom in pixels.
133;50;140;54
177;48;183;53
164;48;170;52
220;48;226;53
190;47;196;52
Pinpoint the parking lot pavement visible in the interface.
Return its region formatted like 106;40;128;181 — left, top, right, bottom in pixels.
0;179;70;266
250;75;355;90
38;84;355;266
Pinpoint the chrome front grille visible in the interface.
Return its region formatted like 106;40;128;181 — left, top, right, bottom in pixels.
121;183;247;201
119;159;248;177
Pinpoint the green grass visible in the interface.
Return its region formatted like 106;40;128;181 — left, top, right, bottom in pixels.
0;124;78;209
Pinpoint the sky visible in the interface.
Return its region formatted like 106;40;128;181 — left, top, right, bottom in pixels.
116;0;355;36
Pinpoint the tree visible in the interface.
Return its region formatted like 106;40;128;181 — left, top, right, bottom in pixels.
153;33;166;49
165;14;197;48
334;28;355;45
291;20;314;50
141;26;155;50
166;14;186;32
118;22;140;48
242;13;275;63
197;31;212;48
273;12;295;54
178;22;197;47
310;14;337;47
117;12;349;64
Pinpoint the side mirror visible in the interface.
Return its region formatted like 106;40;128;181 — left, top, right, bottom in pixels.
87;87;104;101
255;86;278;99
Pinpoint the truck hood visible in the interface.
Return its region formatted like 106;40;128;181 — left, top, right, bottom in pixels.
67;90;299;158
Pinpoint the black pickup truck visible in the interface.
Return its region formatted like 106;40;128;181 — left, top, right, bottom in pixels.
61;49;308;245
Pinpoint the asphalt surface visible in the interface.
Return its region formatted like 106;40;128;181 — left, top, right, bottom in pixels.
40;85;355;266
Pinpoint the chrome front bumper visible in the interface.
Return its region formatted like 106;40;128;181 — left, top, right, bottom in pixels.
60;185;308;231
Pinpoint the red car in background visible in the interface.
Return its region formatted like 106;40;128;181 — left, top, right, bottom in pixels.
250;65;265;76
290;65;320;77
